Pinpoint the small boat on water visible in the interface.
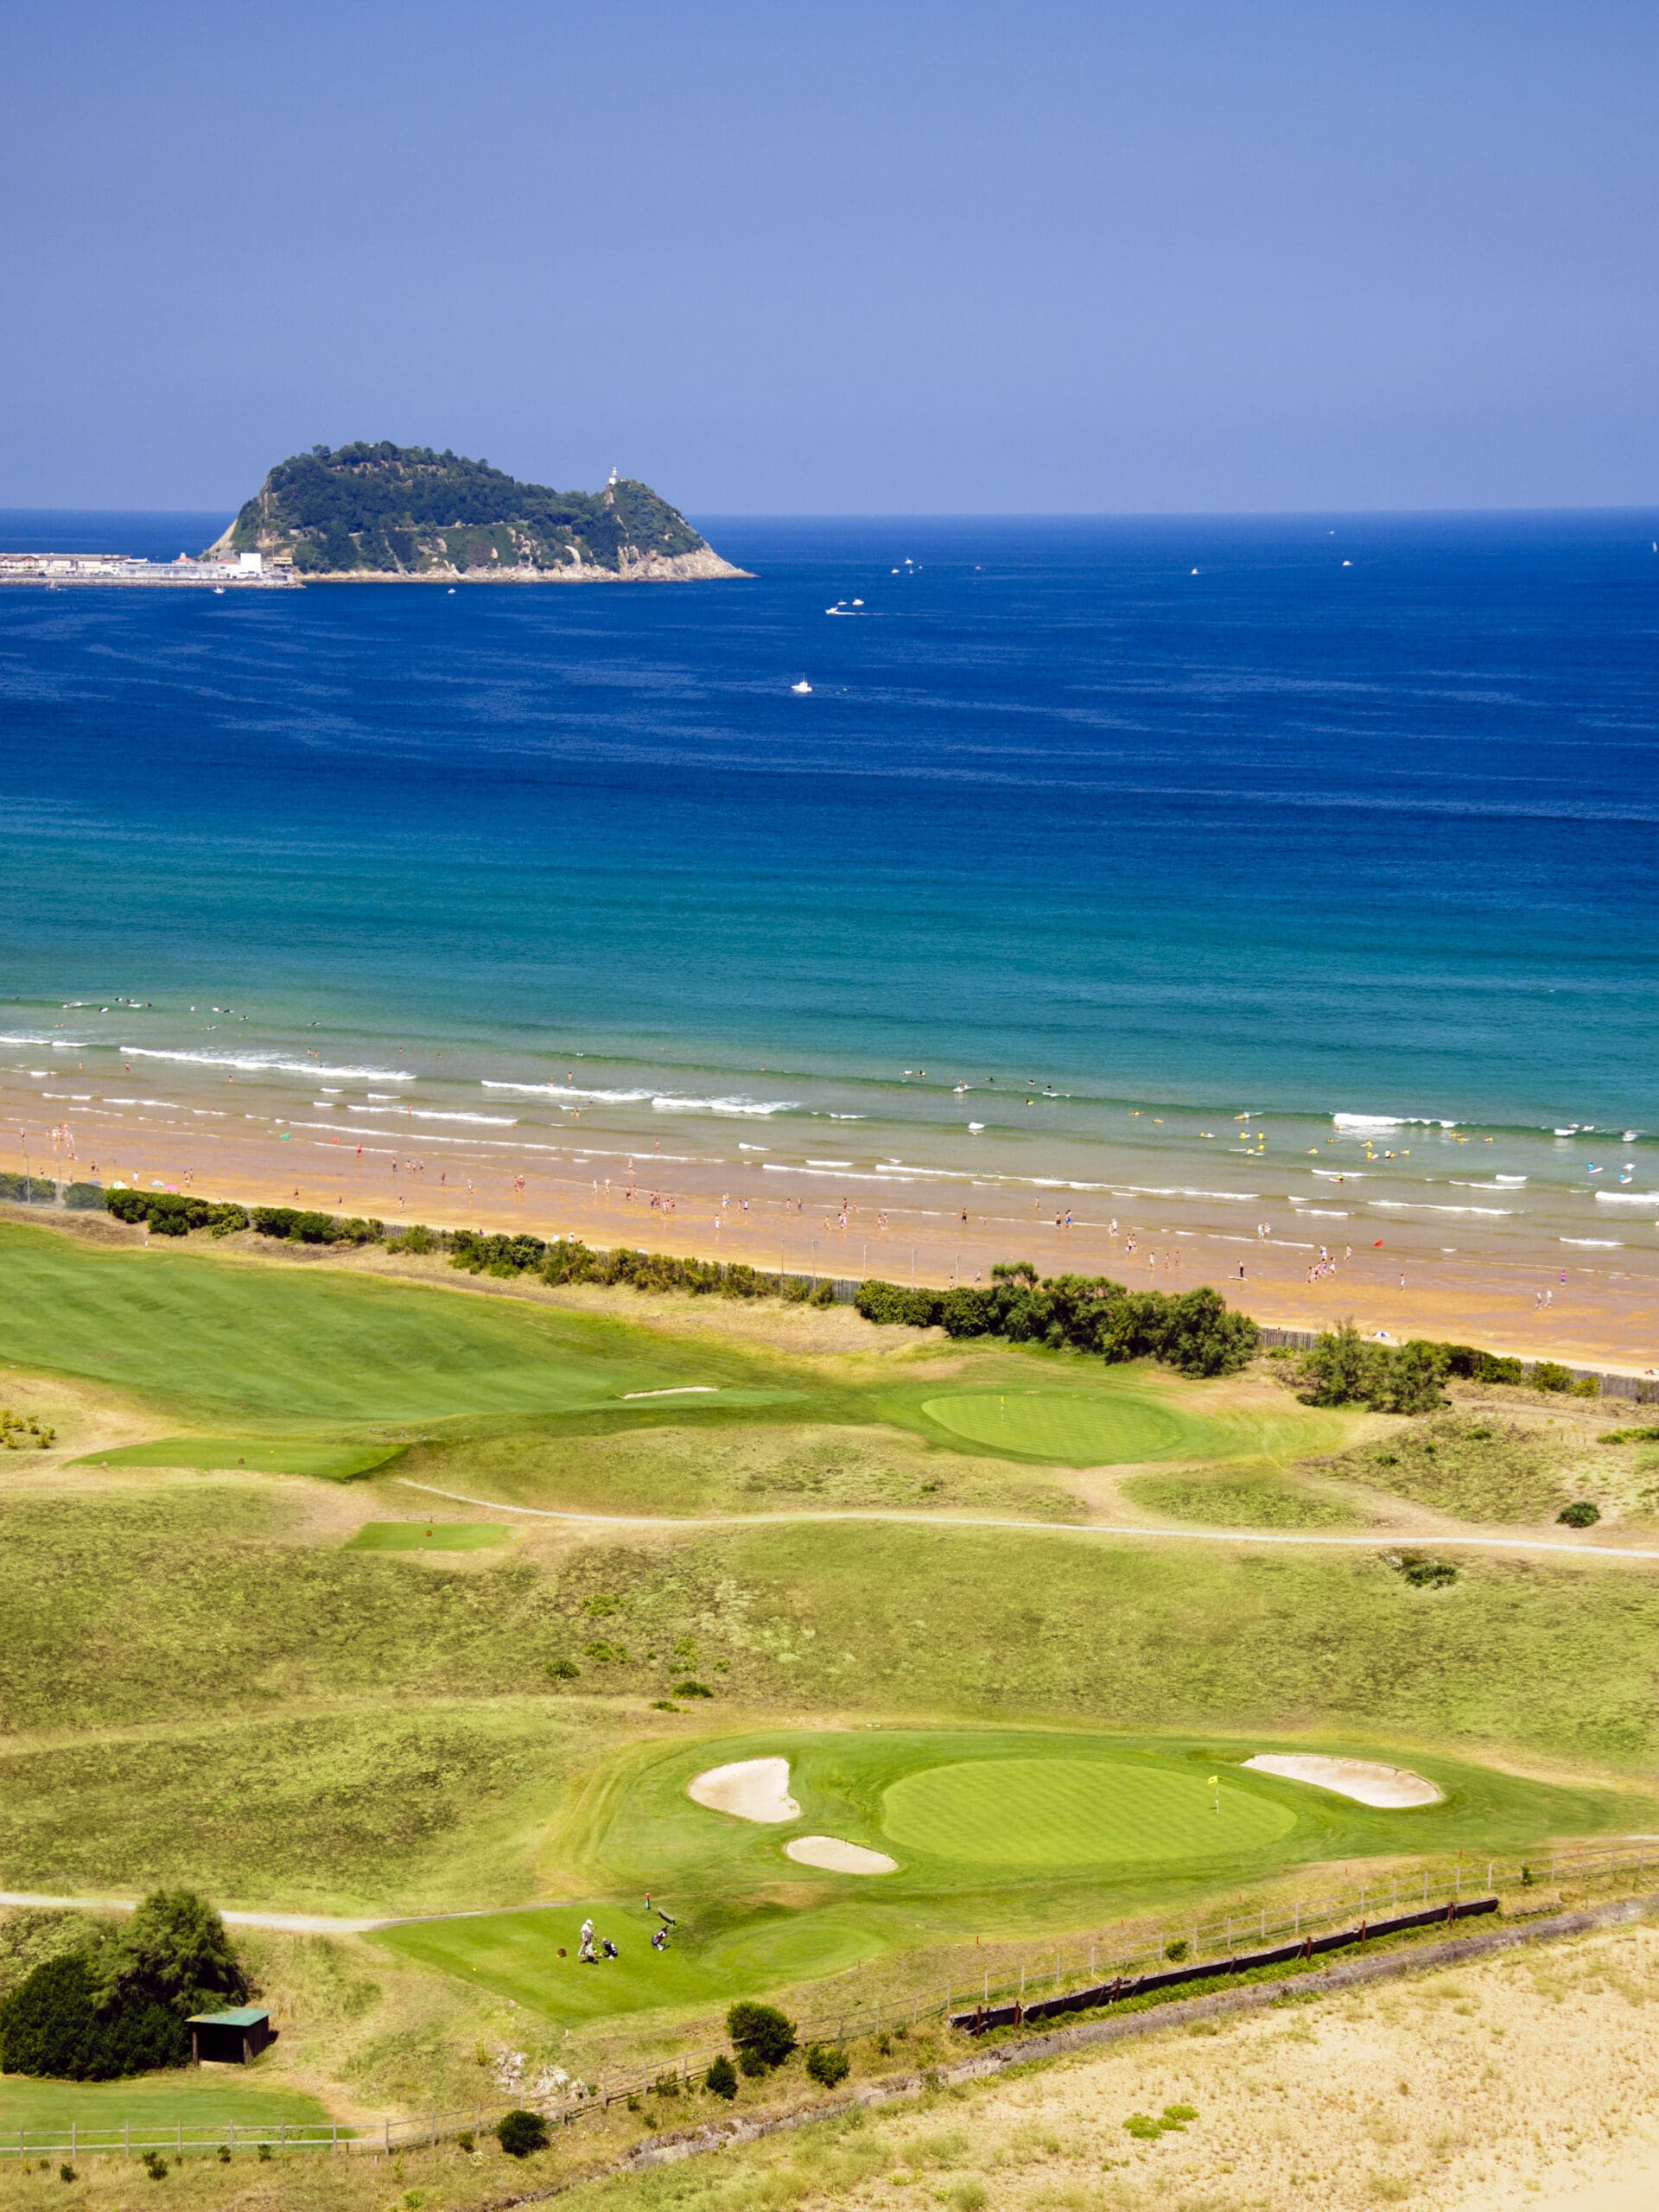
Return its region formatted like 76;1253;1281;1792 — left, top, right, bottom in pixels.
791;678;812;695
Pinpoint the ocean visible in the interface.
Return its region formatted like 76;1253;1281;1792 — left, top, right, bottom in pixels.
2;508;1657;1287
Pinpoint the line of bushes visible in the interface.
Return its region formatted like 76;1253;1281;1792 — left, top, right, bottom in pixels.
454;1229;842;1304
1294;1321;1599;1413
855;1262;1260;1379
100;1189;381;1243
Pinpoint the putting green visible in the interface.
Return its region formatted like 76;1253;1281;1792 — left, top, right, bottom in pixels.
920;1389;1188;1465
880;1758;1296;1866
345;1521;512;1552
73;1438;403;1480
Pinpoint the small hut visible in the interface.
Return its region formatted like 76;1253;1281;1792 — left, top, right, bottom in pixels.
188;2006;273;2064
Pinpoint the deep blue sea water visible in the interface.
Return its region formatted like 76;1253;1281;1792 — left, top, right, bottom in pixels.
2;508;1657;1262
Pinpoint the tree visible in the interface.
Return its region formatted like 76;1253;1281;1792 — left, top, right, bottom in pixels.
99;1891;247;2017
726;2001;798;2075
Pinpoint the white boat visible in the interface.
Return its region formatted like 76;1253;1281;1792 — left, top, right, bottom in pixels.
791;679;812;695
213;586;225;594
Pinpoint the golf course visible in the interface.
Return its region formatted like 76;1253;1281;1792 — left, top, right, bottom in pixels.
0;1208;1656;2136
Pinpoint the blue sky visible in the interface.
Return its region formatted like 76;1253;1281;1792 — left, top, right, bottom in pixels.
3;1;1653;512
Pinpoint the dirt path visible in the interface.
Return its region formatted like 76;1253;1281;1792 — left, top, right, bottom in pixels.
393;1477;1659;1566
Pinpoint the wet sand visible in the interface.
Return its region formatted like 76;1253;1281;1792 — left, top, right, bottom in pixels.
7;1085;1656;1376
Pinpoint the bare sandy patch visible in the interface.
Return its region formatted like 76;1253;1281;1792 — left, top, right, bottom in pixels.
1243;1751;1442;1806
784;1835;897;1874
687;1756;800;1822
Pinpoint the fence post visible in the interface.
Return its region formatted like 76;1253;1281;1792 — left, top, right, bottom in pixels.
385;2120;391;2152
177;2121;182;2155
71;2124;75;2158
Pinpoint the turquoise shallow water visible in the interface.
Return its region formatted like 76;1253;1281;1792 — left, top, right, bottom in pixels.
1;510;1656;1267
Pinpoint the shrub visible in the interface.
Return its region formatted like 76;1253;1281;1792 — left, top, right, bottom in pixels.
673;1679;714;1698
60;2164;77;2181
142;2149;168;2179
727;2000;798;2072
396;1223;437;1254
944;2184;987;2211
1164;1938;1188;1961
455;2130;474;2152
804;2041;850;2088
61;1182;105;1210
545;1658;579;1681
1530;1361;1575;1394
0;1173;56;1204
1399;1554;1458;1589
1558;1499;1600;1527
494;2109;549;2158
704;2054;738;2100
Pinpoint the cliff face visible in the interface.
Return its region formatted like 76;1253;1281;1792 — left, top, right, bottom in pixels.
206;443;747;581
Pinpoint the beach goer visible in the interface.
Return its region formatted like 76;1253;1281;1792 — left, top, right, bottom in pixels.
601;1937;618;1961
578;1917;595;1963
652;1927;668;1953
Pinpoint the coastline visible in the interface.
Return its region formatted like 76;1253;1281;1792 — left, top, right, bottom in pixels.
5;1107;1652;1375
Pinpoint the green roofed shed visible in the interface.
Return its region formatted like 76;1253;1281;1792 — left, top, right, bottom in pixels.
188;2006;272;2064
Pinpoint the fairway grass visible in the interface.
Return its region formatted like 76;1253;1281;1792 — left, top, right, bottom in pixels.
344;1522;512;1552
0;1221;747;1426
0;2071;330;2135
75;1438;404;1480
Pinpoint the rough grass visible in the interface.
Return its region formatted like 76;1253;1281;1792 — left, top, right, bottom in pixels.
0;1703;594;1914
1121;1467;1362;1528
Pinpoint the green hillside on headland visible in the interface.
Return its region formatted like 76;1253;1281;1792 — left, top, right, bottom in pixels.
207;442;745;580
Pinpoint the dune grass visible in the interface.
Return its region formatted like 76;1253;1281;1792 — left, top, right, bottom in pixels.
1121;1467;1362;1528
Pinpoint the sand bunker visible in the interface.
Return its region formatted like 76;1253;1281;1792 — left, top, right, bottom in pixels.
1243;1753;1442;1808
687;1756;801;1823
784;1835;898;1875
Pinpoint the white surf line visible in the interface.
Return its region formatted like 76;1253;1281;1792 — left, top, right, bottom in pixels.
391;1480;1659;1566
